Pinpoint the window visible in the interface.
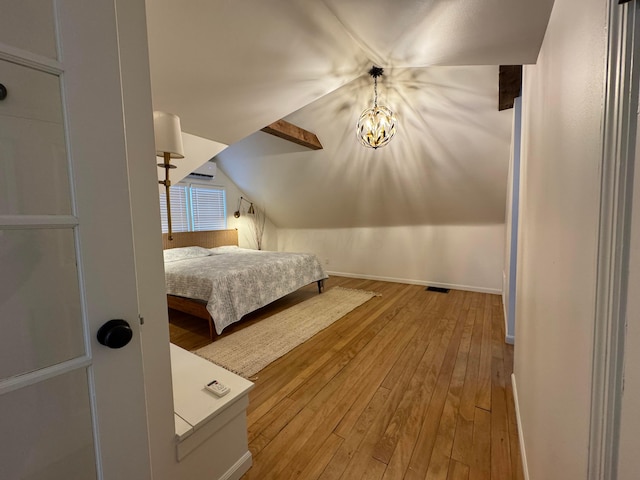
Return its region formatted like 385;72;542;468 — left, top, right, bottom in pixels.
159;183;226;233
190;185;227;231
159;185;189;233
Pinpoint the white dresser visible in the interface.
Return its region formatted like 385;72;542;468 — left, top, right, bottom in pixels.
170;343;254;479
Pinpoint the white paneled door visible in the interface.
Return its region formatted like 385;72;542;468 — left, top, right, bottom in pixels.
0;1;151;479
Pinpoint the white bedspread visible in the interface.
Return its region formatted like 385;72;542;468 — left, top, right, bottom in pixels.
164;248;328;334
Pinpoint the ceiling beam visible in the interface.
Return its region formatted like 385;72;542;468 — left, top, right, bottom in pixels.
498;65;522;111
261;119;323;150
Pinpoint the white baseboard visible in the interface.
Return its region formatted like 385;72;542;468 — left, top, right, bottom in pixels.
325;270;502;295
511;374;529;480
503;298;509;341
219;451;252;480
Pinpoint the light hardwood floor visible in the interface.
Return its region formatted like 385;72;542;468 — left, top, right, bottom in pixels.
169;276;524;480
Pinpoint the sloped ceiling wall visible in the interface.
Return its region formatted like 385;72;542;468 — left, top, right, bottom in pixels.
146;0;365;145
217;65;512;229
146;0;554;230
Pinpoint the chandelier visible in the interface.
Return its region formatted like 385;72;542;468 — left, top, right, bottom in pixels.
356;66;397;149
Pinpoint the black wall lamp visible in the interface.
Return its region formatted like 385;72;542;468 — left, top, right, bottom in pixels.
234;196;255;218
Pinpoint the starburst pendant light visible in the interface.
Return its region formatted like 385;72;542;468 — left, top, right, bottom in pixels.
356;66;397;149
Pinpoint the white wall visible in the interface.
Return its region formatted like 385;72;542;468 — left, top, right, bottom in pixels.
158;133;278;251
278;224;505;293
513;0;608;478
156;132;227;187
215;166;278;251
503;97;522;344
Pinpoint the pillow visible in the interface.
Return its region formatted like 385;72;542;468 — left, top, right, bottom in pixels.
208;245;240;255
163;246;212;263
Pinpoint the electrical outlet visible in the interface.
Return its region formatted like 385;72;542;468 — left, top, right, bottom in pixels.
324;258;330;265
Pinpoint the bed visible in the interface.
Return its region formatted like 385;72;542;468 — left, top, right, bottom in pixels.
162;229;328;339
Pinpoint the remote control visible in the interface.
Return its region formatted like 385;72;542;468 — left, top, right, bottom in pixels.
205;380;230;397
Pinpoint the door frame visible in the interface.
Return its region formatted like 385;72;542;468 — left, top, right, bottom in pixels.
113;0;180;477
588;1;639;479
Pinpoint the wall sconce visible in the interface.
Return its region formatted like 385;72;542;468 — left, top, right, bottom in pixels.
234;196;255;218
154;111;184;240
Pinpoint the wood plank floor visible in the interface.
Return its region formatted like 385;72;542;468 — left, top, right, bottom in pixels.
169;276;524;480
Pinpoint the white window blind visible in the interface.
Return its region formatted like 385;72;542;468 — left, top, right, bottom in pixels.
159;185;189;234
159;183;226;233
190;185;226;231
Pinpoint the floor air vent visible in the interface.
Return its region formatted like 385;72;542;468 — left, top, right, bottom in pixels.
426;286;450;293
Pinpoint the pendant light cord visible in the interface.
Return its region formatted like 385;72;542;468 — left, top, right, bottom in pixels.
374;76;378;108
368;65;384;109
356;65;396;149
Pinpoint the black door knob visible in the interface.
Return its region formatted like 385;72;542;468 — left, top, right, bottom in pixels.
97;319;133;349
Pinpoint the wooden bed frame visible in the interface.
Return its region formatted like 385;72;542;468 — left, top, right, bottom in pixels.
163;229;239;340
162;229;239;250
163;229;324;340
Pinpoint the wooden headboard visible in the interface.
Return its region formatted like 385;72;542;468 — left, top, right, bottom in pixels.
162;229;239;250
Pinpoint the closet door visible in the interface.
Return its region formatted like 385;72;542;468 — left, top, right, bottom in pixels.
0;1;151;478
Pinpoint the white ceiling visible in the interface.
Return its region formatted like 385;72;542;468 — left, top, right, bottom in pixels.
146;0;554;229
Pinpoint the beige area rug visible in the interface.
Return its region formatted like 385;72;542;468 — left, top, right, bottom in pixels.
194;286;380;378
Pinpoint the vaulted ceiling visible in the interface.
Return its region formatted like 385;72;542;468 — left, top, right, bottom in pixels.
146;0;555;229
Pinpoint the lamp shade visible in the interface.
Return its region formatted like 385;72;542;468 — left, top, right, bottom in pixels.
153;111;185;158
